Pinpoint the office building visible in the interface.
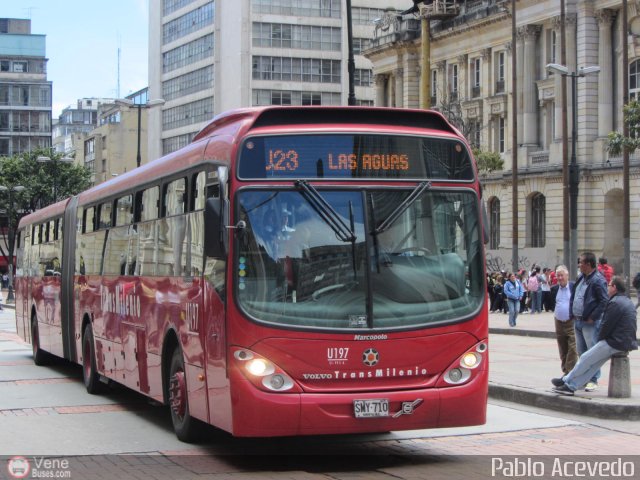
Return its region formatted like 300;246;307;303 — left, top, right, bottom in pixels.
0;18;51;156
148;0;407;160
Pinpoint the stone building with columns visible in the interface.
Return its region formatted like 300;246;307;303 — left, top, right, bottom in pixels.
365;0;639;276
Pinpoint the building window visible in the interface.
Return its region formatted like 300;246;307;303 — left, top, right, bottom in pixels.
163;2;214;45
498;117;505;153
496;51;505;93
630;60;640;101
252;23;341;51
530;193;546;248
471;57;481;98
252;56;341;83
450;64;458;99
252;89;340;106
252;0;341;18
489;197;500;250
431;70;437;104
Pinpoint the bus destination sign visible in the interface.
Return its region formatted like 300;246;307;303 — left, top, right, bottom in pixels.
239;134;474;181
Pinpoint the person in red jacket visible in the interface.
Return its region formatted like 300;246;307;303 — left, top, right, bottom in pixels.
598;257;614;284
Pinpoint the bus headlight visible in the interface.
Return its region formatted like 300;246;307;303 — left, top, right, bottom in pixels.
439;341;487;386
246;358;274;376
461;352;481;369
232;348;300;393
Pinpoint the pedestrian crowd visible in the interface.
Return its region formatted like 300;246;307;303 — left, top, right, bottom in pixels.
488;254;638;396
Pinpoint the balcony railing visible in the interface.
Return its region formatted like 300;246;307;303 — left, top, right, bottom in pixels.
495;80;505;93
472;86;481;98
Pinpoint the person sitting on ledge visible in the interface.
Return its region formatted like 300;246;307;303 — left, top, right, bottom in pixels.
552;276;638;396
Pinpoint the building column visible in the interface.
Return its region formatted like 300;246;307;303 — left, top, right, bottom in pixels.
395;68;404;108
596;9;615;138
519;25;541;146
403;51;420;109
375;74;387;107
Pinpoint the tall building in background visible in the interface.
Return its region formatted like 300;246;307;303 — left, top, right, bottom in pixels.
52;97;115;157
0;18;52;156
148;0;406;160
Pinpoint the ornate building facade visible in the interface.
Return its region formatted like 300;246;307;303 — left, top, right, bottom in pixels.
366;0;640;276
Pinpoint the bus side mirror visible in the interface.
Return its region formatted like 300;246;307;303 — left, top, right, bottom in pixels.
204;198;225;257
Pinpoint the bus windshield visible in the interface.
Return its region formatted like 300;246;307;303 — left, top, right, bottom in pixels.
235;187;484;330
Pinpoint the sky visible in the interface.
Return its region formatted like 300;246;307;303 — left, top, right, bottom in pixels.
2;0;149;118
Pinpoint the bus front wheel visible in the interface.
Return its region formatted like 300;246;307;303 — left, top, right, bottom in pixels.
168;347;202;442
82;324;103;394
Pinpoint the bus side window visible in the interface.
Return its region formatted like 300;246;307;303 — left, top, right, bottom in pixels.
98;201;113;229
83;207;96;234
116;195;133;226
158;178;187;276
137;186;159;276
188;172;207;277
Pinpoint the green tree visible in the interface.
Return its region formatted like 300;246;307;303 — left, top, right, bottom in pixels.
606;100;640;156
0;148;92;273
473;148;504;176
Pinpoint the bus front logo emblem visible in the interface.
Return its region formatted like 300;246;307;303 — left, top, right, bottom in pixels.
362;348;379;366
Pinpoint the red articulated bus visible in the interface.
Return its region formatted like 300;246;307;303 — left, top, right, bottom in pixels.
15;107;488;440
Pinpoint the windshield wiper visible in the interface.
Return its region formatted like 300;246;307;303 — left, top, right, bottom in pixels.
295;180;356;243
374;181;431;234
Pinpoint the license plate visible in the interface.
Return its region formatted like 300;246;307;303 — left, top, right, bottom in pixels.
353;399;389;418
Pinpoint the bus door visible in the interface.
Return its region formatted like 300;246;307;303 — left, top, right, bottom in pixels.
199;168;230;428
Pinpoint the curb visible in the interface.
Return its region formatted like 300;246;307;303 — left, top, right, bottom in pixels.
488;383;640;421
489;327;555;339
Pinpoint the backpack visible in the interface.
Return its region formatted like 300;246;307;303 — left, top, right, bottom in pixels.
633;272;640;290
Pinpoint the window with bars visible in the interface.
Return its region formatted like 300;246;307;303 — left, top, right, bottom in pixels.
530;193;546;248
489;197;500;250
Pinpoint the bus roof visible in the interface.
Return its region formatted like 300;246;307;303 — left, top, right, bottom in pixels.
18;197;70;230
193;106;461;142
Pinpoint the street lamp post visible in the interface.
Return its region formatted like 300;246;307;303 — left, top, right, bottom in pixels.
115;99;165;168
346;0;356;106
546;63;600;278
36;155;74;203
0;185;25;302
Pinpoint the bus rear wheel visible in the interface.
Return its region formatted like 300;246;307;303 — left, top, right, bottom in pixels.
82;324;103;394
31;316;49;366
168;347;203;442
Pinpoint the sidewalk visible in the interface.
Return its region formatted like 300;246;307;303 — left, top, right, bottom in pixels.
489;309;640;420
